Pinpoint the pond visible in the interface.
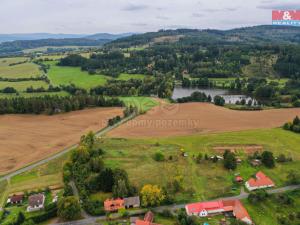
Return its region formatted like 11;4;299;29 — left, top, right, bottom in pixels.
172;87;256;104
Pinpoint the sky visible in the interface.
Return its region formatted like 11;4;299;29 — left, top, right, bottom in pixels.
0;0;299;34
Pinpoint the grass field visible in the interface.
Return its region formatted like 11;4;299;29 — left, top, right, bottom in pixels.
0;80;49;91
45;61;109;89
119;97;159;112
101;129;300;203
0;57;41;78
0;152;69;206
46;61;148;89
117;73;146;80
243;190;300;225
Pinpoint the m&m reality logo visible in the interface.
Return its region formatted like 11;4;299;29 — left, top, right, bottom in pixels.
272;10;300;26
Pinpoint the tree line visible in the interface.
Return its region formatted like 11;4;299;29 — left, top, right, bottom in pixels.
0;95;123;115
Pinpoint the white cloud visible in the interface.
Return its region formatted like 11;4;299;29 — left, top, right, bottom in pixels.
0;0;280;33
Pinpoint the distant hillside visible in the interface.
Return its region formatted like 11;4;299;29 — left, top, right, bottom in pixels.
0;33;87;43
0;38;109;55
106;25;300;48
85;33;135;40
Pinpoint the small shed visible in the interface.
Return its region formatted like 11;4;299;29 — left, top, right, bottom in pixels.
124;196;140;209
250;159;262;167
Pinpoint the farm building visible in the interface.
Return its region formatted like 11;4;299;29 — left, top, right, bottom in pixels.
104;198;125;212
135;211;162;225
27;193;45;212
245;171;275;191
7;194;24;204
185;200;252;224
124;196;140;209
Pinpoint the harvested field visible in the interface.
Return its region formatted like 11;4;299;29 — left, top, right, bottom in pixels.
0;107;123;175
108;103;300;138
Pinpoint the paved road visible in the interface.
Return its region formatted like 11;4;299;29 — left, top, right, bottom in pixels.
0;114;136;182
51;185;300;225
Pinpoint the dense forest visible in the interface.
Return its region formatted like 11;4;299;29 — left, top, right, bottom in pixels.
0;38;109;55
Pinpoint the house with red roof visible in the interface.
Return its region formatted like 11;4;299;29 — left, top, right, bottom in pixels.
185;200;252;224
245;171;275;191
135;211;162;225
104;198;125;212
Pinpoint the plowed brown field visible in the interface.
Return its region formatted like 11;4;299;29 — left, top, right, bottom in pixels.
0;107;123;175
108;103;300;138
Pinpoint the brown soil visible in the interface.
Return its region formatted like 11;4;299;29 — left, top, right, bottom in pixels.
0;107;123;175
108;103;300;138
213;145;263;154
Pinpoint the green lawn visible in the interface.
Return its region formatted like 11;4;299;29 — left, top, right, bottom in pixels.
243;190;300;225
0;57;41;78
0;80;49;92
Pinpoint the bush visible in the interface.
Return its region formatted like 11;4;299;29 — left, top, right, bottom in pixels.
83;200;105;216
261;151;275;168
27;206;57;223
214;95;225;106
57;196;81;221
63;184;74;197
248;189;269;203
153;152;165;162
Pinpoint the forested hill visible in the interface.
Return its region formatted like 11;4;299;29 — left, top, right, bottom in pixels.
0;38;110;55
106;25;300;48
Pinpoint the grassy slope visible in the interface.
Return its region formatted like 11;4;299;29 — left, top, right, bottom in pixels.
120;97;159;112
117;73;146;81
0;80;49;91
100;129;300;203
0;57;41;78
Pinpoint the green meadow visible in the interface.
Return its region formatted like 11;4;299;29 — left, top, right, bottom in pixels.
119;96;159;112
0;80;49;92
99;128;300;203
0;57;41;78
45;61;109;89
45;61;147;89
